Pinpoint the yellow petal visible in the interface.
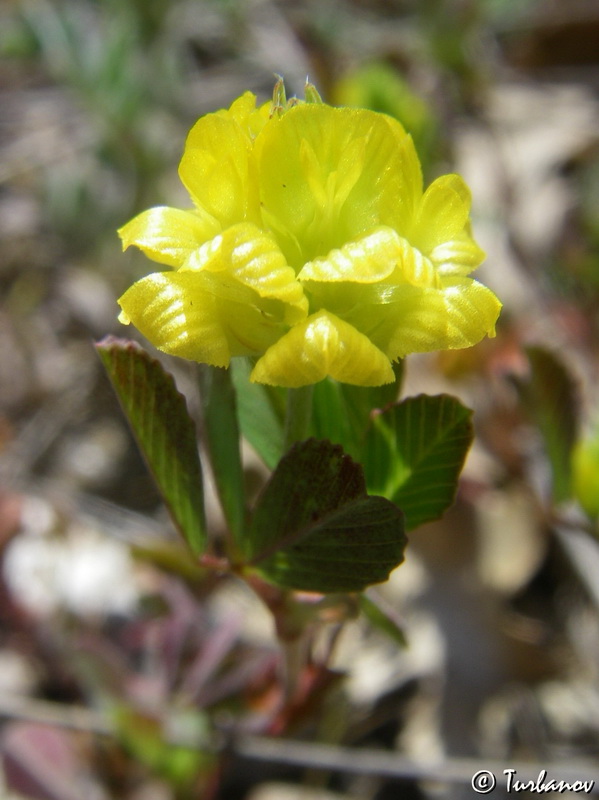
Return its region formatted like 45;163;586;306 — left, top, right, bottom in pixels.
118;269;296;365
410;174;472;255
183;223;308;322
300;227;439;287
298;133;368;213
380;115;423;229
299;227;400;283
118;207;220;267
383;277;502;360
255;104;423;268
179;112;258;227
118;272;230;366
250;311;395;387
226;91;271;139
429;229;486;275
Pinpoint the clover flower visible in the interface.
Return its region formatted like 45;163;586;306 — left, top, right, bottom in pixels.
118;80;501;387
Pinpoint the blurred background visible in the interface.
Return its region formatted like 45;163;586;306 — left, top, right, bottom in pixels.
1;0;599;798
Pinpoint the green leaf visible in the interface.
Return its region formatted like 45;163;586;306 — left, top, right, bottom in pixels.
518;347;579;503
131;541;209;584
96;338;206;555
364;394;473;532
360;590;407;647
113;706;214;787
231;358;286;469
197;364;245;547
246;439;406;593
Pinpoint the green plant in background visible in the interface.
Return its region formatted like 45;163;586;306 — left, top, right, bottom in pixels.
97;79;501;747
572;424;599;522
2;0;184;251
512;344;599;535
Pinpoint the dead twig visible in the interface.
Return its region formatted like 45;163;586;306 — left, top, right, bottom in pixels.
1;695;598;791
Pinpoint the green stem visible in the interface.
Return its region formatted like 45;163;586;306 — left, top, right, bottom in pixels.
283;385;314;452
246;575;312;706
197;364;245;555
280;630;310;704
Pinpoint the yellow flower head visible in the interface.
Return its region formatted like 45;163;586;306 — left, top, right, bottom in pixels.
118;79;501;386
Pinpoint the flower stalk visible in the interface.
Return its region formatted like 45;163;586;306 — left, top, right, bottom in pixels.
283;385;314;452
